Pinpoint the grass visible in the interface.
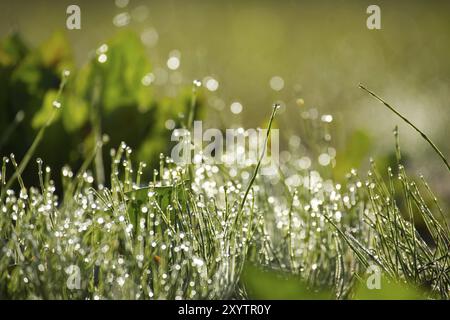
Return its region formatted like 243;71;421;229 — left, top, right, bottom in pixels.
359;84;450;172
0;75;449;299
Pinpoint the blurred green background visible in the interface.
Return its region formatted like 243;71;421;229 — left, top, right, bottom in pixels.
0;0;449;204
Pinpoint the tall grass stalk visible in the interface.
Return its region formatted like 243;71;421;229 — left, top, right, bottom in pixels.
0;71;69;200
359;84;450;172
238;104;279;216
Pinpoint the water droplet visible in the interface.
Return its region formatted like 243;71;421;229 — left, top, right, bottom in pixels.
230;102;243;114
141;28;159;47
165;119;176;130
20;189;28;200
113;12;131;27
98;54;108;64
142;73;155;86
167;55;180;70
270;76;284;91
205;77;219;91
321;114;333;123
115;0;129;8
296;98;305;107
15;111;25;122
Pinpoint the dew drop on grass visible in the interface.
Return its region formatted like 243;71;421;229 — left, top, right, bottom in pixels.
98;54;108;64
321;114;333;123
165;119;175;130
142;73;155;86
318;153;331;166
19;189;28;200
230;102;243;114
15;110;25;123
270;76;284;91
115;0;129;8
141;28;159;47
167;56;180;70
205;77;219;91
113;12;131;27
117;277;125;287
296;98;305;107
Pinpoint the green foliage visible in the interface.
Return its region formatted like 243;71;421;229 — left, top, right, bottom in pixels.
0;31;203;186
0;32;448;301
242;264;330;299
1;116;447;299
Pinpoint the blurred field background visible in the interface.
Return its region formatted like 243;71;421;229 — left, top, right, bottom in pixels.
0;0;449;206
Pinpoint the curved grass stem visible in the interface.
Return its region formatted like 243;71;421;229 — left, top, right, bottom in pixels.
359;84;450;172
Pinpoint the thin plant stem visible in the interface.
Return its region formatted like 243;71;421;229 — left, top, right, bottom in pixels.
359;84;450;172
1;71;69;199
237;104;279;217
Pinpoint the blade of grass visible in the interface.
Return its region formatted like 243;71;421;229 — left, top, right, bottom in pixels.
1;71;69;200
237;104;280;220
359;84;450;172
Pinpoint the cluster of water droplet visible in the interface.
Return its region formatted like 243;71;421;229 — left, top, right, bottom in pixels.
1;97;447;299
0;104;369;299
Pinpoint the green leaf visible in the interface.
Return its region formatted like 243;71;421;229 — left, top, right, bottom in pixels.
0;33;28;66
95;31;153;112
31;90;60;128
62;92;89;132
241;263;331;300
125;181;189;234
38;31;73;72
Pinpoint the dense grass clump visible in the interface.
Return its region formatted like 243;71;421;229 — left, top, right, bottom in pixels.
0;94;448;300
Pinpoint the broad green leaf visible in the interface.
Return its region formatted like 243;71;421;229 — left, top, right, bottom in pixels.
38;31;73;72
62;92;89;132
95;31;153;112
